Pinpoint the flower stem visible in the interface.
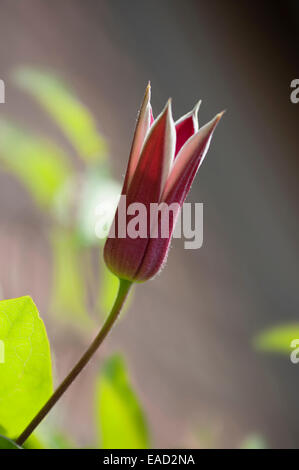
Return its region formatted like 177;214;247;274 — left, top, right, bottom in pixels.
16;278;132;446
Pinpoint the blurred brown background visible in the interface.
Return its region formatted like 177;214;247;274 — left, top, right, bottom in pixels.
0;0;299;448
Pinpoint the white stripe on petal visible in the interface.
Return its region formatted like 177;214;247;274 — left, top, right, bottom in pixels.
162;111;224;201
160;99;176;199
126;83;153;191
175;99;201;132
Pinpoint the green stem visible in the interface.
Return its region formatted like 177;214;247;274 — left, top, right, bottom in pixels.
16;278;132;446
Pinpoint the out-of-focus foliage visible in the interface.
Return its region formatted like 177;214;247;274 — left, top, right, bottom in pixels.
14;67;108;163
0;67;122;327
253;323;299;354
190;424;218;449
98;263;120;317
22;433;45;449
77;167;121;247
0;434;22;449
40;430;74;449
0;296;53;438
0;68;149;449
0;120;71;208
240;433;267;449
23;429;74;449
50;227;91;327
98;264;133;320
95;355;150;449
23;354;149;449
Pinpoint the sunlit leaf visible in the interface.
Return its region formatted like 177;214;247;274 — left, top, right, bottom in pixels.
14;67;108;163
23;433;45;449
95;355;149;449
77;167;121;246
0;120;71;208
253;323;299;354
0;296;53;438
0;434;22;449
50;228;91;327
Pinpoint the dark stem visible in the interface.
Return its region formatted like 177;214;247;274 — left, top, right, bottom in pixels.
16;278;132;446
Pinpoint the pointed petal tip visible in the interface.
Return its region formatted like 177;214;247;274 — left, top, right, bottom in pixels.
192;99;202;116
167;98;173;113
160;97;173;117
175;100;201;129
208;110;225;129
216;110;226;120
208;110;225;130
144;82;151;102
166;99;175;126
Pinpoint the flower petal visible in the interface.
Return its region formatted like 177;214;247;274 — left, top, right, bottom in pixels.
127;99;176;205
163;112;224;205
134;111;224;281
174;100;200;157
123;82;153;194
133;208;178;281
104;100;176;282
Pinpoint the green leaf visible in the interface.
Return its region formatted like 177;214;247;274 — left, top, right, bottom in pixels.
0;120;71;208
22;433;45;449
14;67;108;163
95;355;149;449
253;323;299;354
0;296;53;438
0;434;22;449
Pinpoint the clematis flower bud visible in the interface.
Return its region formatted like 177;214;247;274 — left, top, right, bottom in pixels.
104;84;223;282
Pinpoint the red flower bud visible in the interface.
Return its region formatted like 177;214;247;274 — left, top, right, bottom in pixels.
104;84;223;282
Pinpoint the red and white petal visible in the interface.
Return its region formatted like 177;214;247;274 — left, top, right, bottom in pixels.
127;99;176;206
104;100;176;282
162;112;224;206
174;100;201;158
123;83;153;194
133;206;180;281
135;111;223;281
